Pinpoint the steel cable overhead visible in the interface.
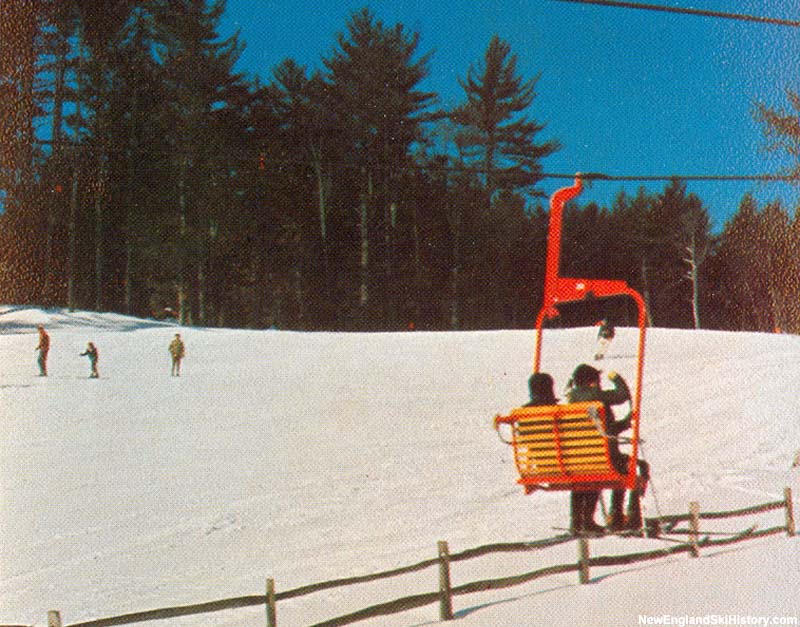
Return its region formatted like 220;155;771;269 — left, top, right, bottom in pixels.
543;1;800;187
550;0;800;28
33;139;799;184
541;172;799;182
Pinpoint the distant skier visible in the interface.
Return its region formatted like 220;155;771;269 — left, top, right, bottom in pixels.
80;342;99;378
169;333;185;376
594;318;615;360
35;325;50;376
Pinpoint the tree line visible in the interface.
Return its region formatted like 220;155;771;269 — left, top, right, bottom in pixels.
1;0;798;332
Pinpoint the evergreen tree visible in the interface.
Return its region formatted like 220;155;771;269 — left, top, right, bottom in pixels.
3;2;760;333
751;91;800;331
72;0;139;311
644;179;711;327
713;195;770;331
266;59;343;327
0;0;42;303
754;90;800;179
0;0;37;214
451;35;559;202
36;1;76;304
760;200;795;332
419;118;480;329
450;35;558;326
607;188;655;325
323;8;434;325
150;0;247;324
111;5;169;315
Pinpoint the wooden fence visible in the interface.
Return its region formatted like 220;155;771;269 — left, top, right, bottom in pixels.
34;487;796;627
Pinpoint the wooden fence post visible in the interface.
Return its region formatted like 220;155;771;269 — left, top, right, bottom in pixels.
438;540;454;621
689;501;700;558
266;578;277;627
47;611;62;627
578;536;591;584
785;487;796;537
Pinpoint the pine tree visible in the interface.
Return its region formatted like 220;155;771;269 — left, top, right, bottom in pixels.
606;188;654;325
151;0;246;324
713;195;769;330
451;35;559;202
323;8;434;324
449;35;559;326
73;0;140;311
754;90;800;179
760;200;793;332
110;6;180;316
0;0;41;303
266;59;342;326
37;1;75;303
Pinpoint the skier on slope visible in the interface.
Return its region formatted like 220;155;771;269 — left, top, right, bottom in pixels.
594;318;615;360
35;325;50;376
80;342;99;378
169;333;185;376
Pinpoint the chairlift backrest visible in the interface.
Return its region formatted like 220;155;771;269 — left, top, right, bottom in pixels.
495;402;645;493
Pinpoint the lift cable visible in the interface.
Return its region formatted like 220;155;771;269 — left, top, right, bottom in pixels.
32;138;800;184
543;171;799;183
550;0;800;29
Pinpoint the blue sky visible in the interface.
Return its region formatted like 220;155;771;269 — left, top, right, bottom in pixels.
218;0;800;227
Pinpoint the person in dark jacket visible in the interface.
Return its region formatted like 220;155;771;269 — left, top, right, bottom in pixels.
566;364;649;533
523;372;558;407
523;373;578;530
80;342;99;378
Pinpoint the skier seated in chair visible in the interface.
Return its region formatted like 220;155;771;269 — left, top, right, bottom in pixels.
523;372;590;532
566;364;650;534
523;372;559;407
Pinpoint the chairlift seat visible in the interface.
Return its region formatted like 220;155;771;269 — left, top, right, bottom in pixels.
494;401;647;494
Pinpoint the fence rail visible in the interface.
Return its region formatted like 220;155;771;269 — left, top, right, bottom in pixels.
37;487;795;627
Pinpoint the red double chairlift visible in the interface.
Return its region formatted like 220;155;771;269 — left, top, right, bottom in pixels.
494;174;648;497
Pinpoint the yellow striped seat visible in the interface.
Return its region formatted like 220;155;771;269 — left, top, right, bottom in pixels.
495;402;640;493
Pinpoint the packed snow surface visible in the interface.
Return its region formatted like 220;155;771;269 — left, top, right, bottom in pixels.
1;305;799;627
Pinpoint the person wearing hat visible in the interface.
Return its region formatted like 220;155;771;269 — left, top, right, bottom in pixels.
169;333;185;376
524;372;589;534
523;372;558;407
35;325;50;376
566;363;648;534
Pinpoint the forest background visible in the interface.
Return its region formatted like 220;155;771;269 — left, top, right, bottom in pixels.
2;0;800;333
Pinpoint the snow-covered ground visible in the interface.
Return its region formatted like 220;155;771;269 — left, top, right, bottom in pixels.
1;305;799;627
